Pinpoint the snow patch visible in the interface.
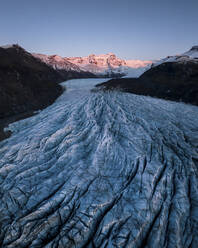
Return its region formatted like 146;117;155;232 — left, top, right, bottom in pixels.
0;44;15;49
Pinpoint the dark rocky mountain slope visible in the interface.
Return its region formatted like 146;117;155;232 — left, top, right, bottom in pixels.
0;45;64;119
0;45;95;140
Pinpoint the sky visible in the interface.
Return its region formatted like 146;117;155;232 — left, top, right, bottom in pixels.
0;0;198;60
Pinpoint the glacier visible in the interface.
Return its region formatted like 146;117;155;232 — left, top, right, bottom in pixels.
0;78;198;248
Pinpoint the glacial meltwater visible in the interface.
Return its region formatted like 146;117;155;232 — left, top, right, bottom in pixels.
0;78;198;248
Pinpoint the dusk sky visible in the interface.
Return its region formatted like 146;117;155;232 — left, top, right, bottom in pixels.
1;0;198;60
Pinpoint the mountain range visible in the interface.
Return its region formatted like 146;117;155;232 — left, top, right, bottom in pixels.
33;52;152;78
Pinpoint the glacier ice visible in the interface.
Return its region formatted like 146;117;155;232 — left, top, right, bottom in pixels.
0;78;198;247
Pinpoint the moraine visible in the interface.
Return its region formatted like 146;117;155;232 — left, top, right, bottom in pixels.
0;78;198;248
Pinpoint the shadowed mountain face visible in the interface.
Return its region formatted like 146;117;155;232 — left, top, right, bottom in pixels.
0;79;198;248
0;45;64;119
0;45;96;141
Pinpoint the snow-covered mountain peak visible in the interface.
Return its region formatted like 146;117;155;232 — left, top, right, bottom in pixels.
0;44;16;49
51;55;63;62
32;51;152;78
183;45;198;59
190;45;198;51
67;53;152;77
0;44;27;53
152;46;198;67
107;52;116;56
32;53;83;72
